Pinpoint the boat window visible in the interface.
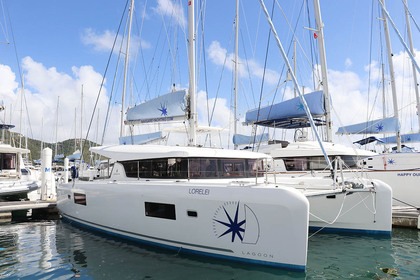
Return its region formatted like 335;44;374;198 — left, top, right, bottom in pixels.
120;157;265;179
283;156;359;171
220;159;246;178
145;202;176;220
121;158;188;179
0;153;16;170
284;158;309;171
74;193;87;206
247;159;264;177
188;158;219;178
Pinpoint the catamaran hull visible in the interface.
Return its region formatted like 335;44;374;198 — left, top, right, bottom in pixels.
358;153;420;207
0;180;39;199
267;177;392;234
306;179;392;234
57;181;309;271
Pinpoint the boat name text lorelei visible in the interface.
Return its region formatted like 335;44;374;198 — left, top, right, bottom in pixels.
189;188;210;195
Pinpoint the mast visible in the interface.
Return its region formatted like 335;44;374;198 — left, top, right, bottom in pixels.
187;0;197;146
120;0;135;138
55;96;60;159
258;0;332;170
403;0;420;132
313;0;332;142
80;84;83;152
233;0;239;150
74;108;77;151
380;0;401;151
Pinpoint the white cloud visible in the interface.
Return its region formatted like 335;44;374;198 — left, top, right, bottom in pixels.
81;28;118;52
345;58;352;68
207;40;280;86
81;28;150;54
0;64;18;99
1;57;121;146
154;0;186;29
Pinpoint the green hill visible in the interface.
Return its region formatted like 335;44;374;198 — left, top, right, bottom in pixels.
2;130;99;164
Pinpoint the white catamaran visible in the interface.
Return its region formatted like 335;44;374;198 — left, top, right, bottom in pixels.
57;0;312;271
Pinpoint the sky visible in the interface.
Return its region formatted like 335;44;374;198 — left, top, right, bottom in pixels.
1;0;420;153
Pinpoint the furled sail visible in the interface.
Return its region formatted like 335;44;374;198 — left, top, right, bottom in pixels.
119;131;163;145
125;90;187;125
378;132;420;145
336;117;399;135
244;90;326;128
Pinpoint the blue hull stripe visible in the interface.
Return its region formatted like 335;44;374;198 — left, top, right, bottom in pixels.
61;215;306;272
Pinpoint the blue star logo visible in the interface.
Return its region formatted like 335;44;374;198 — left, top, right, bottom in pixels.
213;203;245;242
296;102;304;111
375;123;384;132
388;158;395;164
158;103;168;116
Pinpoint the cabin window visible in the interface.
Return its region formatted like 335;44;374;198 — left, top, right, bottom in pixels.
0;153;16;170
188;158;219;178
247;159;264;177
121;158;188;179
220;159;246;178
145;202;176;220
74;193;87;205
283;156;359;171
120;157;264;179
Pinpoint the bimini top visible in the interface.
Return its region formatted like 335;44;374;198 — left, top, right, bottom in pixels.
90;144;272;161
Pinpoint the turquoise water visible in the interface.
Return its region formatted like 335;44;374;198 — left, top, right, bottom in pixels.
0;220;419;279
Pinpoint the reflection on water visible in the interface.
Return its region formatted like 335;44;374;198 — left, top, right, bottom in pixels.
0;221;419;279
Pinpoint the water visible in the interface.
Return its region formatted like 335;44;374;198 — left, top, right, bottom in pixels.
0;220;419;279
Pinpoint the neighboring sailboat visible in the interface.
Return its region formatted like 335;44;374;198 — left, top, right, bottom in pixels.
57;0;313;271
336;0;420;208
0;140;39;200
235;0;392;234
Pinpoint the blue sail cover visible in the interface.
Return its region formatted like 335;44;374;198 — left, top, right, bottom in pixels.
125;90;187;124
378;132;420;145
233;133;269;145
244;90;326;128
336;117;400;135
119;131;163;145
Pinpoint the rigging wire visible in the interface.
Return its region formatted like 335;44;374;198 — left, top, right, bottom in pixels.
85;0;129;152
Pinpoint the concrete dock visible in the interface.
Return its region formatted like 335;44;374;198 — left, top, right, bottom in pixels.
392;206;419;229
0;200;58;222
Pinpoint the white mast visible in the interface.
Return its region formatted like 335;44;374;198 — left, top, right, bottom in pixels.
403;0;420;131
313;0;332;142
380;0;401;151
258;0;332;170
74;108;77;151
120;0;135;138
80;84;84;152
55;96;60;158
187;0;197;146
233;0;239;150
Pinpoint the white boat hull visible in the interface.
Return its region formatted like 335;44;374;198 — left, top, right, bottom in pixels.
57;180;309;271
267;176;392;234
358;153;420;207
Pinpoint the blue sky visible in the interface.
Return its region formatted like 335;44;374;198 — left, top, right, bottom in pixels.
1;0;420;151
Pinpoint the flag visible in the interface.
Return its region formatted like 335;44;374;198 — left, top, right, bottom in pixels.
314;32;318;39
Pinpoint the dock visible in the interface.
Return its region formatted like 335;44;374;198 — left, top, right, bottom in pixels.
392;206;420;229
0;200;59;222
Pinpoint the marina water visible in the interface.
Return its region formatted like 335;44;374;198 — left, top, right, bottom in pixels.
0;220;419;279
